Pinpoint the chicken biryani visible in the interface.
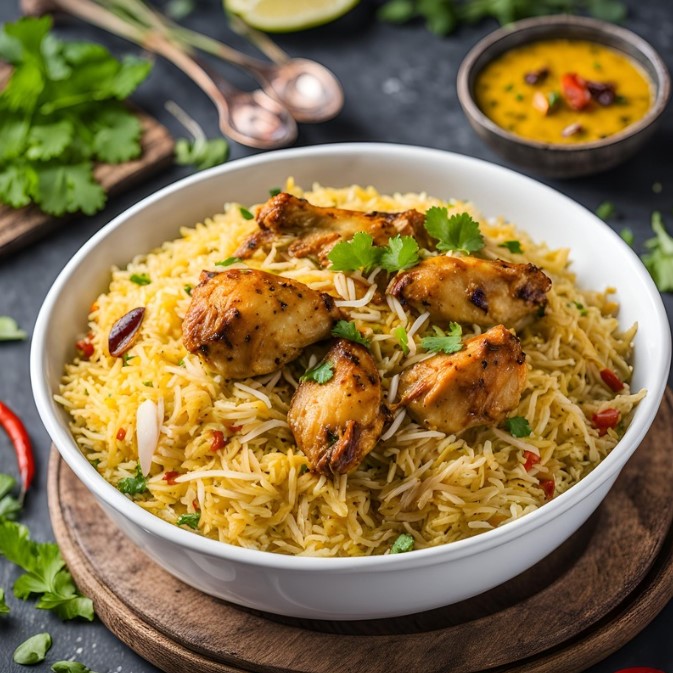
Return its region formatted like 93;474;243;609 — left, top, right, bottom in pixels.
56;180;645;556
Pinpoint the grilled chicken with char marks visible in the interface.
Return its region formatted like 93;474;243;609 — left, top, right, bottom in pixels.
387;256;551;329
398;325;527;435
182;268;341;379
235;192;430;265
288;339;388;475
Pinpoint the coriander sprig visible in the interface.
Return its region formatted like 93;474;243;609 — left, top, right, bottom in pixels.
424;207;484;254
327;233;420;273
420;323;463;354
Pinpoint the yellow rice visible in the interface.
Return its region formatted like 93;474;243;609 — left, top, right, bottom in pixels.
56;180;645;556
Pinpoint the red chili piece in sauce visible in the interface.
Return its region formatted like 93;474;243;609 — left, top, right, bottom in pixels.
0;401;34;499
561;73;591;110
592;408;621;436
109;307;145;358
600;368;624;392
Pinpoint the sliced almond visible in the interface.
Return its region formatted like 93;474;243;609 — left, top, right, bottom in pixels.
532;91;550;116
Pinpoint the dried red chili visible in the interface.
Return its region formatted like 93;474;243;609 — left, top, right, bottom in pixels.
210;430;227;452
561;73;591;110
75;332;94;360
540;478;555;501
116;427;127;441
600;368;624;393
523;450;541;471
163;471;180;485
592;408;620;436
0;401;34;500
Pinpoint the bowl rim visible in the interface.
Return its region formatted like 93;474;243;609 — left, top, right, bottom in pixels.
456;14;672;152
31;142;672;571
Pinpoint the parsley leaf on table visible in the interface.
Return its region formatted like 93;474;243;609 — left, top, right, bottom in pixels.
595;201;616;220
332;320;371;348
420;323;463;354
424;207;484;254
0;473;22;520
0;587;9;615
300;360;334;384
0;520;94;621
52;662;98;673
642;212;673;292
0;17;151;216
13;632;52;665
0;315;27;341
175;137;230;171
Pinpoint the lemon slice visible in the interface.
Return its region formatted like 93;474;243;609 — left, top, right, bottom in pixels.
225;0;360;32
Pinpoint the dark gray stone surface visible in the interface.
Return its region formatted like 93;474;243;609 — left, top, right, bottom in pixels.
1;0;672;670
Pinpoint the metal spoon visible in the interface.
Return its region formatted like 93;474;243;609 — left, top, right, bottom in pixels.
32;0;298;148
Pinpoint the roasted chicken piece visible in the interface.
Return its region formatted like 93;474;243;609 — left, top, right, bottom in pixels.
182;269;341;379
288;339;388;475
387;256;551;329
398;325;527;434
235;192;430;265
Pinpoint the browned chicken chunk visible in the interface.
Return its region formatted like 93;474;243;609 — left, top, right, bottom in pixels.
182;269;341;379
235;192;430;265
387;256;551;328
398;325;527;434
288;339;388;475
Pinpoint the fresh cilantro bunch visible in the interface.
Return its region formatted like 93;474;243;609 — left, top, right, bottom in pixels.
377;0;627;36
0;17;151;216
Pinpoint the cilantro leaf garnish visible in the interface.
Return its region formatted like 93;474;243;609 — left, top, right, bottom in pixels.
0;520;93;621
0;316;27;341
379;235;420;272
424;207;484;254
175;138;229;171
328;232;381;273
239;207;254;220
300;360;334;384
332;320;370;348
499;240;523;254
390;533;414;554
215;257;241;267
420;322;462;354
642;212;673;292
0;17;151;216
130;273;151;286
269;187;281;196
0;588;9;615
505;416;532;438
117;464;148;496
393;325;409;355
177;512;200;529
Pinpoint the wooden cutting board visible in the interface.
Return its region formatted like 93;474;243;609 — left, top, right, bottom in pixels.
48;390;673;673
0;64;175;257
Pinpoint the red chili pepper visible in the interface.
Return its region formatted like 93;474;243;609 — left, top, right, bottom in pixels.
192;498;199;510
540;478;555;501
163;471;180;485
210;430;228;452
116;427;127;441
0;401;34;500
592;408;621;436
600;368;624;393
75;332;95;360
227;424;243;433
523;450;541;471
561;73;591;110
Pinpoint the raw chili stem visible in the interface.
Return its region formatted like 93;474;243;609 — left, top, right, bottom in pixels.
0;401;34;501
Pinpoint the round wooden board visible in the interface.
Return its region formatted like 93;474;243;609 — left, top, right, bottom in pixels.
49;390;673;673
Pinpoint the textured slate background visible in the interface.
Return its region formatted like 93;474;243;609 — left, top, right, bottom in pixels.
1;0;672;670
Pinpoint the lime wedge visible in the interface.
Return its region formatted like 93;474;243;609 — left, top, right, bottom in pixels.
225;0;360;32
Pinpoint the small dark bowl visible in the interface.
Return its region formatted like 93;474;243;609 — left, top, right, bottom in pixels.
457;15;671;178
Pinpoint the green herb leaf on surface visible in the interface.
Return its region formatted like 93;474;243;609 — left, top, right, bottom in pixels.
13;632;52;665
390;533;414;554
300;360;334;384
424;207;484;254
595;201;616;220
327;232;381;273
420;322;462;354
642;212;673;292
117;464;148;496
620;227;634;247
165;0;196;20
0;316;27;341
0;473;22;521
331;320;370;348
177;512;201;529
0;587;9;615
505;416;532;438
52;662;96;673
379;235;420;272
174;137;229;171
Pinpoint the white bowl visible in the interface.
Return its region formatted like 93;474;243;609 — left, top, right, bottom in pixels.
31;143;671;620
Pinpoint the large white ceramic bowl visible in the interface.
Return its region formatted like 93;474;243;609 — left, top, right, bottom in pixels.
32;143;670;620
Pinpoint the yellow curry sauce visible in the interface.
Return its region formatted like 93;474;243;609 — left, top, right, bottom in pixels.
475;40;652;144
